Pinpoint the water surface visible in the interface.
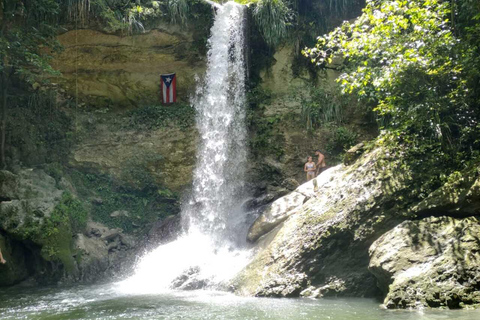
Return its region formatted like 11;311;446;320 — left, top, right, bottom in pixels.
0;284;479;320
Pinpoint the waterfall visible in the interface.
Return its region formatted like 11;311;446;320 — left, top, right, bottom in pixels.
184;1;247;244
117;1;250;294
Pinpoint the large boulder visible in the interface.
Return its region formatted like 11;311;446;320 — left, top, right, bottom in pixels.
369;216;480;309
74;221;137;282
0;169;64;286
0;169;63;237
233;149;409;298
0;169;139;286
247;190;307;243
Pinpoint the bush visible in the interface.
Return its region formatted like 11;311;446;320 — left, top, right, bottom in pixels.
253;0;291;47
326;126;358;157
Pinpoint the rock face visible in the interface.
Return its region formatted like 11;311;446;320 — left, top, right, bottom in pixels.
247;190;307;243
369;216;480;309
234;149;408;298
0;169;64;286
71;118;197;193
74;221;137;282
0;169;137;286
0;169;63;241
51;28;206;107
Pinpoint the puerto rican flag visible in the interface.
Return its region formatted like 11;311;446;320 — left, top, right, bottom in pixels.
161;73;177;104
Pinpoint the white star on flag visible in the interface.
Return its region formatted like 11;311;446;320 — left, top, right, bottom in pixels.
166;77;171;83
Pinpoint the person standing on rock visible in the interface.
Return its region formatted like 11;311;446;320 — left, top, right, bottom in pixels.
0;248;6;264
315;150;326;176
304;156;316;181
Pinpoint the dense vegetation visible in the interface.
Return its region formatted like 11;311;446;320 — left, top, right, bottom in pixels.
304;0;480;199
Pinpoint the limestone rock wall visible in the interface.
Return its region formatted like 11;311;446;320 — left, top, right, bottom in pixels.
70;113;197;193
51;28;206;107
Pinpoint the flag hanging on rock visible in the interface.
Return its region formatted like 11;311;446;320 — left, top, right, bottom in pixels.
161;73;176;104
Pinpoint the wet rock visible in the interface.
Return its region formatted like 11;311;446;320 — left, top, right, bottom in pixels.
369;216;480;309
234;149;407;298
343;142;365;165
171;267;209;290
300;278;347;298
147;215;182;248
0;169;63;236
74;221;136;282
247;191;307;243
281;178;300;191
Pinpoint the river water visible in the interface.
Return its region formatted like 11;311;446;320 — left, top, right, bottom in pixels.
0;284;479;320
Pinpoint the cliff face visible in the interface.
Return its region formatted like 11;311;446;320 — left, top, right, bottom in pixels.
0;2;372;287
52;28;206;107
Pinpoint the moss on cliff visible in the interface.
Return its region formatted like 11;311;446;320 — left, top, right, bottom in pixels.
68;169;179;234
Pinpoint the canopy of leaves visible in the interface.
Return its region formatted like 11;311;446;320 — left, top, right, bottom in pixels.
304;0;480;198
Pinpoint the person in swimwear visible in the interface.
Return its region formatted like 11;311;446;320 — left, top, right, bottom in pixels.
304;156;316;181
315;150;326;176
0;248;6;264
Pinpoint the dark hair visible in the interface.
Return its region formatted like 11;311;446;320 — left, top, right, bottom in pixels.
316;150;321;152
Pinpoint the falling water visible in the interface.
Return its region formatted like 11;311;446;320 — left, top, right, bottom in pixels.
184;0;248;244
118;1;250;294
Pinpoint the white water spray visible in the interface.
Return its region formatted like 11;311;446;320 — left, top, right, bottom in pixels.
118;2;250;294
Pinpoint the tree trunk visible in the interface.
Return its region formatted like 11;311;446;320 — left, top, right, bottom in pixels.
0;69;7;169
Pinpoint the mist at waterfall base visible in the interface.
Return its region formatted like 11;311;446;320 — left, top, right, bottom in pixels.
117;2;252;294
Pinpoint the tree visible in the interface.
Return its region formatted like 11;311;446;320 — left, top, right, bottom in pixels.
303;0;480;197
0;0;60;168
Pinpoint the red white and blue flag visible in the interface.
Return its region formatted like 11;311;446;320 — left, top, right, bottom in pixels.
161;73;177;104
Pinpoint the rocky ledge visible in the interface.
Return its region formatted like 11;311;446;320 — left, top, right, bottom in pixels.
234;148;480;309
0;169;136;286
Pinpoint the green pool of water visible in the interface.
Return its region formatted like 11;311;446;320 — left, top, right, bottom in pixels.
0;284;478;319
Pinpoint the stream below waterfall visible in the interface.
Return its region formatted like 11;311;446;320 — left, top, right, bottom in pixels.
1;284;479;320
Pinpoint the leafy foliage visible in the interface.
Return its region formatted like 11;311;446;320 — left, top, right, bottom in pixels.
304;0;480;198
69;169;178;233
326;126;358;156
253;0;291;47
64;0;212;32
301;84;349;130
18;192;88;271
0;0;61;81
166;0;189;25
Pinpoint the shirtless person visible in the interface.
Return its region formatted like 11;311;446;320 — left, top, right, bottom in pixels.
304;156;316;181
315;150;326;176
0;248;6;264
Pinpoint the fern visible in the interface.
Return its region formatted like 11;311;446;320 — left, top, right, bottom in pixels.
253;0;290;47
167;0;190;25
